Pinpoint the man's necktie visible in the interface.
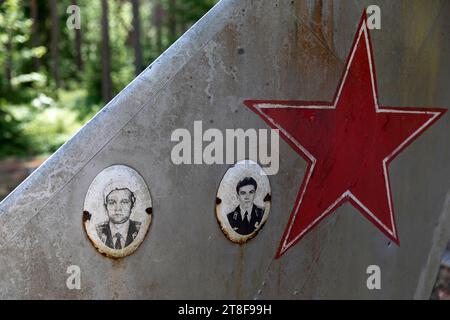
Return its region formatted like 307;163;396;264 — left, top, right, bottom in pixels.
244;211;249;223
114;233;122;250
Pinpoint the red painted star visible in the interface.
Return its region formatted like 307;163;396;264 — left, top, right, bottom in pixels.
244;12;446;258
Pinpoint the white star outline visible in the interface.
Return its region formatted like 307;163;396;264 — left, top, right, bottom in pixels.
245;16;443;257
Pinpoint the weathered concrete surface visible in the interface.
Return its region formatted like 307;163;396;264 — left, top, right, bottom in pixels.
0;0;449;299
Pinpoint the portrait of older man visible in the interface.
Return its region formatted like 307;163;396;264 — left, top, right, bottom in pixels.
96;187;141;250
227;177;264;235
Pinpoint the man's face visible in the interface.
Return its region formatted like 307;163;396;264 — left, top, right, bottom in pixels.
237;185;256;207
105;189;133;224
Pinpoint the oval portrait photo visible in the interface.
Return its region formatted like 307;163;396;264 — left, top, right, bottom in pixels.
83;165;152;258
216;160;271;244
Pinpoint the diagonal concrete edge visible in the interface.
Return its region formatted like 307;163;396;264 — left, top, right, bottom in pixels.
0;0;238;248
414;191;450;299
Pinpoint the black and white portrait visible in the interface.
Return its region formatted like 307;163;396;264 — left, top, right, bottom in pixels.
83;165;152;258
216;160;271;244
227;177;264;235
97;186;141;250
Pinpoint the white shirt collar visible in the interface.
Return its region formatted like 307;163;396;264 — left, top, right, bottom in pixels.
109;220;130;248
239;204;253;222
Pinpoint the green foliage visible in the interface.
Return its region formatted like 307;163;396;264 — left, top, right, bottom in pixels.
82;0;135;103
0;0;47;93
0;101;30;157
21;96;83;154
0;0;47;157
0;0;218;159
177;0;218;27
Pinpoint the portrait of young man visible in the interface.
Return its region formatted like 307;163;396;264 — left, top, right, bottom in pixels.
96;187;142;250
227;177;264;236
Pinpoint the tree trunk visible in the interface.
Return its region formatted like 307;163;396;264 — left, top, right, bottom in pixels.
72;0;83;71
153;0;164;53
30;0;40;70
101;0;112;103
131;0;143;75
49;0;61;88
168;0;177;43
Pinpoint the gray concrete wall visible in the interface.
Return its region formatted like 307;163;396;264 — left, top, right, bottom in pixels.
0;0;449;299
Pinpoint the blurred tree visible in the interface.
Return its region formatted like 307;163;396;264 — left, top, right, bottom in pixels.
101;0;112;102
168;0;177;43
131;0;143;75
49;0;61;88
30;0;40;70
177;0;217;31
0;0;45;156
72;0;83;72
152;0;164;53
0;0;219;159
0;0;45;99
0;103;30;157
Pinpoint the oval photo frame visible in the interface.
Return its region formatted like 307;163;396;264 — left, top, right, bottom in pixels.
83;165;152;258
216;160;271;244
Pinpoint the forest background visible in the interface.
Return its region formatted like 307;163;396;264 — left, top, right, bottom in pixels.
0;0;217;199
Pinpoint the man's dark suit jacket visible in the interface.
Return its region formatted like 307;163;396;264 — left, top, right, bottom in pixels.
96;219;141;249
227;205;264;235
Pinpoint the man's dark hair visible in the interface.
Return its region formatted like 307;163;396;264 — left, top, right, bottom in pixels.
236;177;257;194
104;188;136;209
